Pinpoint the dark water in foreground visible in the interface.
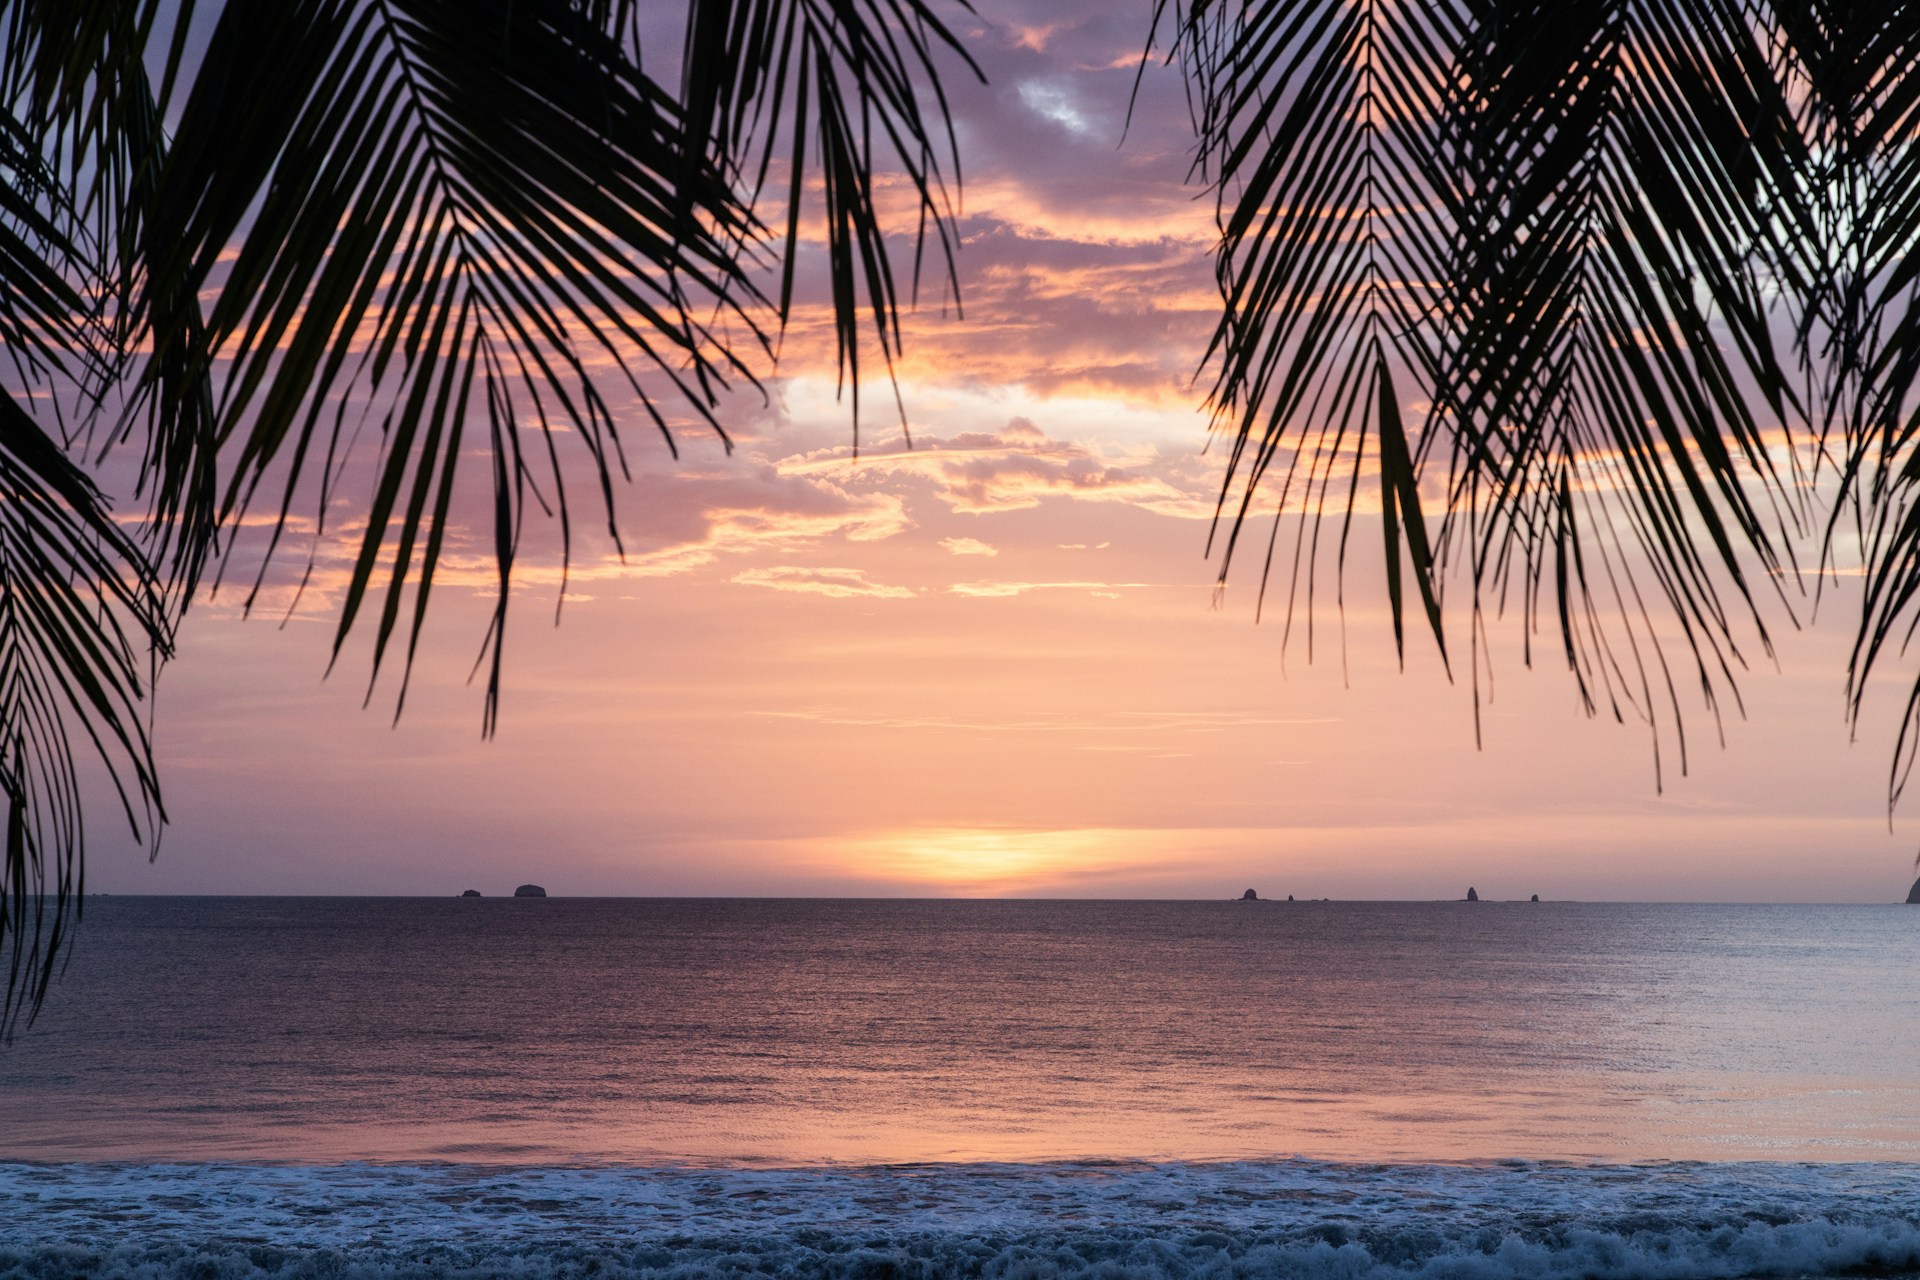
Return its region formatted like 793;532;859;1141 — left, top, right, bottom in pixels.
2;897;1916;1164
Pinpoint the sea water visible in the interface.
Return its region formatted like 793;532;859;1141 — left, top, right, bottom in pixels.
1;897;1916;1277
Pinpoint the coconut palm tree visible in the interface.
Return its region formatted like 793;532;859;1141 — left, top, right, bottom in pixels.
4;0;1918;1026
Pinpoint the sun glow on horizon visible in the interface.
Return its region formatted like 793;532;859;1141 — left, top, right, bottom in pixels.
827;826;1197;894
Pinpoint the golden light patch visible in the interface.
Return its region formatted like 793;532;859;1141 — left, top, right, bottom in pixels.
837;826;1168;892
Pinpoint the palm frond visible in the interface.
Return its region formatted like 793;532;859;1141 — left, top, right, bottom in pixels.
1757;1;1920;803
2;0;218;630
143;0;770;731
0;114;95;408
0;395;163;1034
1433;0;1807;775
1166;0;1463;671
679;0;983;445
0;0;178;1034
1167;0;1823;782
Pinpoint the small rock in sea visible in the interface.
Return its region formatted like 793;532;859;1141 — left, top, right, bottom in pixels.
1287;894;1295;901
1530;894;1540;902
1465;886;1479;902
513;884;548;898
1241;888;1259;901
1906;877;1920;904
461;889;481;898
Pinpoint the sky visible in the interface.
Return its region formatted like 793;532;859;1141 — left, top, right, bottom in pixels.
84;0;1920;901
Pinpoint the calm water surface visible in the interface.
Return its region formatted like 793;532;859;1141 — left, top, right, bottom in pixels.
1;898;1915;1163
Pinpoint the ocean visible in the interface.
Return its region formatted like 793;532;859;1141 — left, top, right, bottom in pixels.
1;897;1916;1277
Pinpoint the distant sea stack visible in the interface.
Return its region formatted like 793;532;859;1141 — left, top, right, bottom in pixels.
461;889;481;898
1531;894;1539;902
514;884;547;898
1907;878;1920;904
1240;888;1259;901
1465;887;1479;902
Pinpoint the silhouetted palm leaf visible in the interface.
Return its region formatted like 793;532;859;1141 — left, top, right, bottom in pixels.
679;0;981;442
1160;0;1920;788
1762;2;1920;801
3;0;216;616
1167;0;1461;669
0;396;164;1031
140;0;768;730
1431;0;1809;775
0;1;178;1030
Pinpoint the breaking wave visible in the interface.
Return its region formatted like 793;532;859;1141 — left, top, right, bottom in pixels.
3;1160;1918;1279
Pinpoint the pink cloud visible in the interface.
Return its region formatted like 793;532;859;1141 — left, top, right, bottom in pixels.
207;452;914;620
948;580;1146;598
731;566;917;599
780;417;1219;518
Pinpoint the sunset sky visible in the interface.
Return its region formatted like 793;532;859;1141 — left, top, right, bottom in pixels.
86;0;1920;902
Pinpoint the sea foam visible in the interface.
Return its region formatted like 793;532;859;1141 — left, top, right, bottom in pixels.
3;1160;1919;1279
